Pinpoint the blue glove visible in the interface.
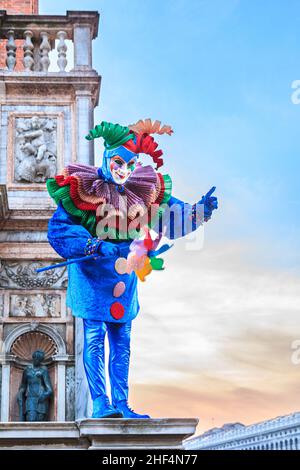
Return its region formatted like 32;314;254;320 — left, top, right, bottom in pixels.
199;186;218;221
99;241;119;257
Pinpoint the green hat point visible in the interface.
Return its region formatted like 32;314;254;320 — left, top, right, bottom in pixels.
85;121;134;149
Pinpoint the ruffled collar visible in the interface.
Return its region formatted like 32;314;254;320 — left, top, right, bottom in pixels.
60;163;160;219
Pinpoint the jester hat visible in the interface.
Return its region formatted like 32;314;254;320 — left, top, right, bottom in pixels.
85;119;173;181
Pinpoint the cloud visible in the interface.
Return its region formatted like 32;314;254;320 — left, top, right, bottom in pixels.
128;239;300;433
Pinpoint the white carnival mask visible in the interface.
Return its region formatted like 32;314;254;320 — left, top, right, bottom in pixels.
109;155;137;185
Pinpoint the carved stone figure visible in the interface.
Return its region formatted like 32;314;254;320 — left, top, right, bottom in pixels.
14;115;57;184
10;293;60;317
17;350;53;422
11;295;33;316
43;294;60;317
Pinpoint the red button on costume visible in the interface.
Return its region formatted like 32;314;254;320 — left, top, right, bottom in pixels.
110;301;125;320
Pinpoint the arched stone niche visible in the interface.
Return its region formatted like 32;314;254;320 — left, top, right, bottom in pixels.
0;323;69;422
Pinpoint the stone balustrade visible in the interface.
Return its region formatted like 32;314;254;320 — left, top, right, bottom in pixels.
0;10;99;72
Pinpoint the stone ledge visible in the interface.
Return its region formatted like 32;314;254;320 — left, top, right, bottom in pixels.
0;242;62;260
0;421;79;438
0;10;100;40
0;73;101;106
0;418;198;450
0;422;87;450
78;418;199;450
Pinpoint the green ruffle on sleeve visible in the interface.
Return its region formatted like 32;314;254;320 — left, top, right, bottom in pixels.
161;174;172;204
46;178;97;236
148;174;173;231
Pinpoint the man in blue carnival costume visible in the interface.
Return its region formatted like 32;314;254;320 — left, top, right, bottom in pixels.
46;119;218;419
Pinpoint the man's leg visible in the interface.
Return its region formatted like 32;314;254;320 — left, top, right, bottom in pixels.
83;319;122;418
107;320;150;419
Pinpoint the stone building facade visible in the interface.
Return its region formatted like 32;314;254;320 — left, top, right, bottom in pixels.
184;411;300;450
0;2;101;422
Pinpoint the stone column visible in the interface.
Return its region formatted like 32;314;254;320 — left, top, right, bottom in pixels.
73;24;93;71
75;89;95;166
74;89;95;418
71;16;99;418
75;318;92;419
53;354;71;421
0;357;11;422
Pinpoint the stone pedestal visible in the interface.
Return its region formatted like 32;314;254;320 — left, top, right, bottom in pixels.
0;418;198;450
78;418;199;450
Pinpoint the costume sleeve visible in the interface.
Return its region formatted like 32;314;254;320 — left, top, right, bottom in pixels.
47;202;98;259
154;195;204;240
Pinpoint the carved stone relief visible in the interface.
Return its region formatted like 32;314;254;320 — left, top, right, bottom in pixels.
0;261;67;289
14;115;57;184
11;331;58;361
10;294;60;318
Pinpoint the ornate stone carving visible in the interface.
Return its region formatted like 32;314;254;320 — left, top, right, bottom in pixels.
0;261;67;289
10;294;60;318
14;115;57;184
11;331;58;361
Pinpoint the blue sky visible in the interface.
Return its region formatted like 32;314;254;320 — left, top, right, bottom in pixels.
42;0;300;270
40;0;300;430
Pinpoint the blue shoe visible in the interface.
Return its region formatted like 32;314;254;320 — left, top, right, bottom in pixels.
114;399;150;419
92;395;123;418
